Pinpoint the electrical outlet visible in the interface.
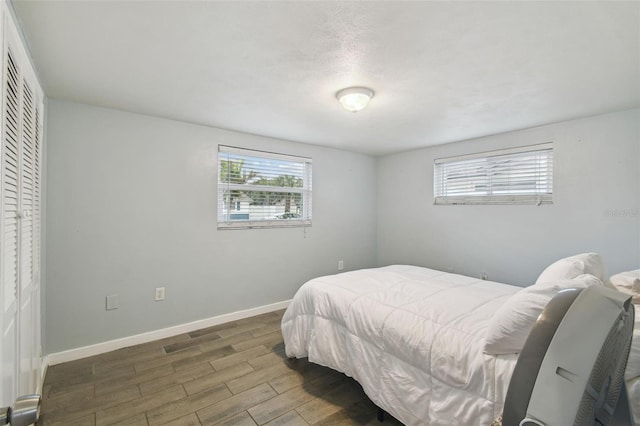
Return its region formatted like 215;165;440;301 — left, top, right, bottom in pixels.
106;294;119;310
338;260;344;271
155;287;165;301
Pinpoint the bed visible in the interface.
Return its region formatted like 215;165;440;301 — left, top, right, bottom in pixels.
281;254;640;426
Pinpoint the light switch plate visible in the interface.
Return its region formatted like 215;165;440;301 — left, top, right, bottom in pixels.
155;287;165;301
106;294;119;310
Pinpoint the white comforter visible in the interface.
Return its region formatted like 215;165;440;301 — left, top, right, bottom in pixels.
281;265;520;425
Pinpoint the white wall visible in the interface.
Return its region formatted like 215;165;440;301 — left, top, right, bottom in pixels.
45;99;377;354
45;103;639;353
377;109;640;286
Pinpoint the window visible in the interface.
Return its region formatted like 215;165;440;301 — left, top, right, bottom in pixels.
217;145;312;229
434;143;553;205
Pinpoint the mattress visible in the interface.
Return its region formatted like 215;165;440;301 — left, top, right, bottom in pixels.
281;265;520;425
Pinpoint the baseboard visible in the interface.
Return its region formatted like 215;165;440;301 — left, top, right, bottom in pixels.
43;300;291;367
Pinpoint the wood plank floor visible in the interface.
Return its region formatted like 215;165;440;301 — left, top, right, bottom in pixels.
37;310;404;426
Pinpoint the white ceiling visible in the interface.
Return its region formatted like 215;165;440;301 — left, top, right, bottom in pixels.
11;0;640;156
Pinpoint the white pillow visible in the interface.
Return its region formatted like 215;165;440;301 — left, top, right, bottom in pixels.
536;253;606;284
484;274;603;355
609;270;640;304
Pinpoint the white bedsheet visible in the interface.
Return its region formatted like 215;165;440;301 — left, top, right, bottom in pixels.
281;265;520;425
281;265;640;425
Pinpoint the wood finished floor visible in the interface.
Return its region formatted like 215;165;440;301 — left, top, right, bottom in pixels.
37;310;403;426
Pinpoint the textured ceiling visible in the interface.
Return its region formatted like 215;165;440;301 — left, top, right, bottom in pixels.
11;0;640;156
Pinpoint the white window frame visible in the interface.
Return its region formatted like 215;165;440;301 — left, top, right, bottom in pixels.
434;143;553;205
217;145;312;229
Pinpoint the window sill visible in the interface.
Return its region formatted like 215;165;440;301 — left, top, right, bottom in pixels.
217;220;312;230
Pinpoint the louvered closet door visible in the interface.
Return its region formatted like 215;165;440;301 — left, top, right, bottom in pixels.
18;73;37;394
0;3;43;404
0;43;20;405
31;87;42;390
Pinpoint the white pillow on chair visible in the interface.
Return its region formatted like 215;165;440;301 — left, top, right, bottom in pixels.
609;269;640;304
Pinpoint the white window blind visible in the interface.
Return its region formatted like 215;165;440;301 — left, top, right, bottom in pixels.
217;145;312;229
434;143;553;205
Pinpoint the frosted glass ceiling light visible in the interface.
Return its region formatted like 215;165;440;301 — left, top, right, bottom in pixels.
336;87;374;112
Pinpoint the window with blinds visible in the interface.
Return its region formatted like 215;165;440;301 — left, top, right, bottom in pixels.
434;143;553;205
217;145;312;229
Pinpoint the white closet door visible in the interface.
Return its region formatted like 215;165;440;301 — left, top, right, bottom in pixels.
18;71;35;395
0;1;43;403
0;40;20;405
31;88;42;387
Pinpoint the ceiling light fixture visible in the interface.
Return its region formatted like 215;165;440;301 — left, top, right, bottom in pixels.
336;87;374;112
